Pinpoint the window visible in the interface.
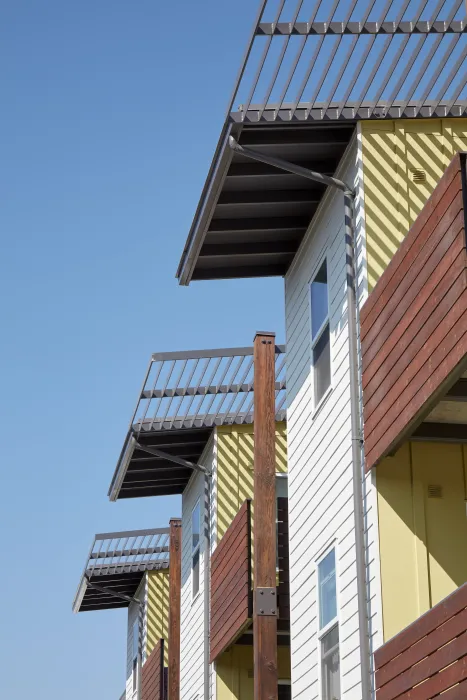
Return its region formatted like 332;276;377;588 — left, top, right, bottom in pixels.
318;549;340;700
311;260;331;406
132;619;139;695
192;500;201;599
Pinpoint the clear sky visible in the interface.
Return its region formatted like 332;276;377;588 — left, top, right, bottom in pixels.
0;2;284;698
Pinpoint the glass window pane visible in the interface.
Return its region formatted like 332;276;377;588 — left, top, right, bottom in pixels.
192;549;200;598
321;626;340;700
132;620;139;660
311;261;328;340
313;324;331;405
133;658;138;693
192;502;200;552
318;549;337;629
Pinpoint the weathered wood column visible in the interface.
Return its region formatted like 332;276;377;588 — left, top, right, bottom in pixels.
168;518;181;700
253;331;278;700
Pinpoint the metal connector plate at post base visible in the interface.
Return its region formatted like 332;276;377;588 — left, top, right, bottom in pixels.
254;587;277;616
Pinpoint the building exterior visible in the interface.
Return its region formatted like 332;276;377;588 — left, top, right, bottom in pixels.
175;2;467;700
107;345;291;700
73;526;176;700
73;2;467;700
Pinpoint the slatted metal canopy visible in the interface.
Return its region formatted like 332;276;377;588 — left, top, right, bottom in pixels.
108;345;286;501
177;0;467;284
73;527;170;613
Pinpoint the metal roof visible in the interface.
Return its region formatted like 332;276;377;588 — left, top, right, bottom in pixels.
73;527;170;613
108;345;286;501
177;0;467;285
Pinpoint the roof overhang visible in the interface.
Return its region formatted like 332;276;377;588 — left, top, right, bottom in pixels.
73;528;170;613
108;345;287;500
177;0;467;285
177;121;355;283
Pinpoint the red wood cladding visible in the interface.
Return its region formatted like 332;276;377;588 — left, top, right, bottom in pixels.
361;152;467;470
374;583;467;700
277;497;290;621
142;639;165;700
210;499;252;662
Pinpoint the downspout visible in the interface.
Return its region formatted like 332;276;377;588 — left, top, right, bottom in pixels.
204;467;212;700
227;137;372;700
344;192;372;700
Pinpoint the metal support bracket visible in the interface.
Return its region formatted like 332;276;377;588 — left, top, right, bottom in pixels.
254;587;277;616
134;440;211;476
84;576;141;606
228;137;355;197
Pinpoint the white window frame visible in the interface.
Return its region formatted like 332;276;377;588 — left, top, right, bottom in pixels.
132;617;140;699
316;544;341;700
191;499;201;601
309;256;332;412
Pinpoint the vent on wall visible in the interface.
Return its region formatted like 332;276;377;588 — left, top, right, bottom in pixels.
411;168;426;183
428;484;443;499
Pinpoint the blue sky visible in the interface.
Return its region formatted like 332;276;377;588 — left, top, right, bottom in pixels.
0;2;284;698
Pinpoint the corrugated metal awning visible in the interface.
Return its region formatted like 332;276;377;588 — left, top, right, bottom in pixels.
177;0;467;284
108;345;286;501
73;527;170;613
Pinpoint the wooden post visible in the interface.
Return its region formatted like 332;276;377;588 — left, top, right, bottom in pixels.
253;331;278;700
168;518;181;700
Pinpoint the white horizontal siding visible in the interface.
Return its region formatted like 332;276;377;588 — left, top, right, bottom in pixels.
126;577;145;700
285;135;382;700
180;437;215;700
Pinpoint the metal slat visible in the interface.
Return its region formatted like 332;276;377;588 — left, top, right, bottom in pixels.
398;33;444;116
242;0;287;117
365;34;410;116
320;35;359;114
229;0;467;122
432;41;467;113
305;35;343;118
382;33;426;113
353;34;392;115
257;0;306;121
414;33;461;117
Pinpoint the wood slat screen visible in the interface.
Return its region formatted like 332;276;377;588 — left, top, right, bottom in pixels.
277;497;289;621
361;152;467;470
374;583;467;700
142;639;165;700
210;499;252;662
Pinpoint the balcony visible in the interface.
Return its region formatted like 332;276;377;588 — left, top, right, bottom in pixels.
142;639;167;700
375;583;467;700
361;151;467;471
210;497;290;663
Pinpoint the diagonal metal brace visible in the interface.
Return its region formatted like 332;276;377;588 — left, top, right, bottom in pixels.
134;441;211;476
84;576;141;606
228;136;355;197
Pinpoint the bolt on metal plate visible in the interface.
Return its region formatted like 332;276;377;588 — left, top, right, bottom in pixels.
254;587;277;616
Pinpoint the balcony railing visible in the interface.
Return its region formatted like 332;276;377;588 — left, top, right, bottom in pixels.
210;497;290;662
375;582;467;700
362;152;467;470
142;639;166;700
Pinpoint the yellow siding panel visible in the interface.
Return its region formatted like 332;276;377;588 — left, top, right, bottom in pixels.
378;441;467;641
216;645;290;700
377;443;420;642
216;422;287;541
146;570;170;665
411;442;467;609
361;118;467;289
